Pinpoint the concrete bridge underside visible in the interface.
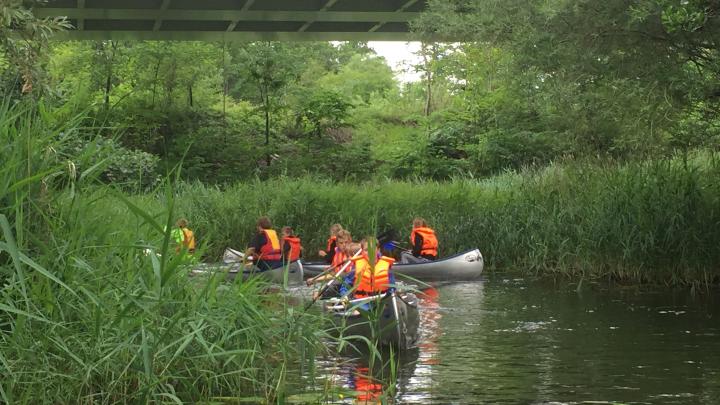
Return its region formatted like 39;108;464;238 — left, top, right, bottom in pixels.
35;0;429;41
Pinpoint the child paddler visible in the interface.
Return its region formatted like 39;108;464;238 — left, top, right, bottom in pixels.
281;226;302;263
318;223;343;264
172;218;196;255
401;217;438;264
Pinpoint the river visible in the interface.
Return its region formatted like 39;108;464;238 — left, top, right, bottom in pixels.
311;273;720;404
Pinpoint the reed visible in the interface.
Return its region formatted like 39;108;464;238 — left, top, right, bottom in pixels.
170;155;720;286
0;101;329;403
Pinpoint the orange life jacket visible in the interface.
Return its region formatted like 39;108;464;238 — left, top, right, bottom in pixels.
331;248;348;272
259;229;281;261
282;236;302;261
410;226;438;257
326;235;337;252
353;255;394;298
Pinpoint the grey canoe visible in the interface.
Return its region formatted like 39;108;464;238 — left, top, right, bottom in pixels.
321;291;419;350
302;248;484;282
190;260;304;285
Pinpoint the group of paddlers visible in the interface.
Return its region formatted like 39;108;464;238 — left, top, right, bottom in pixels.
305;218;439;300
172;215;440;299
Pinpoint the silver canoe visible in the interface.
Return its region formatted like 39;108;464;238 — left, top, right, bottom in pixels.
301;248;484;283
322;291;419;350
190;260;304;285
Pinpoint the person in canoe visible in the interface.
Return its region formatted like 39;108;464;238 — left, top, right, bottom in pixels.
401;217;438;264
307;229;353;288
245;216;282;271
281;226;302;263
349;242;396;300
318;223;343;264
172;218;196;256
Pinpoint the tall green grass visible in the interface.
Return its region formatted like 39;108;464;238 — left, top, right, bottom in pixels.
0;100;330;403
168;154;720;286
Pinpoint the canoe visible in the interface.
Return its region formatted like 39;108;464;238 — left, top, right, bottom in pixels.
190;260;304;285
302;248;484;282
321;291;419;350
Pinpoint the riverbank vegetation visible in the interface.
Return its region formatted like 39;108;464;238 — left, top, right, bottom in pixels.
3;0;720;401
3;1;720;282
0;99;342;403
135;152;719;287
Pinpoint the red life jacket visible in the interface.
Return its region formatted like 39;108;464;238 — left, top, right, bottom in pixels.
282;236;302;261
353;255;394;298
410;227;438;257
259;229;281;261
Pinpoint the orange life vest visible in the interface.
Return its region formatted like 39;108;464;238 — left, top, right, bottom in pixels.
259;229;281;261
352;255;394;298
331;248;348;272
410;226;438;257
282;236;302;261
326;235;337;252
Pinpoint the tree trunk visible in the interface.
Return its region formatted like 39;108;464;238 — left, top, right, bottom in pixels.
424;71;432;117
103;41;118;110
152;55;162;108
422;43;433;117
265;89;271;167
104;73;111;110
188;83;193;107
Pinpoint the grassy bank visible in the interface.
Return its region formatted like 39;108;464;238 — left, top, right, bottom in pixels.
0;101;329;403
169;155;720;286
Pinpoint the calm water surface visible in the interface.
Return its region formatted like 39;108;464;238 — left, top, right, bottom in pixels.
312;273;720;404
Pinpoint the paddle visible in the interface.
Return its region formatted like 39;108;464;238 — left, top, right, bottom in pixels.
224;247;250;263
304;248;362;311
305;261;344;286
387;240;413;254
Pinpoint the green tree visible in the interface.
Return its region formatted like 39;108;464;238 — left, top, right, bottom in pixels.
318;53;398;103
231;42;300;167
297;89;352;138
415;0;720;158
0;0;70;96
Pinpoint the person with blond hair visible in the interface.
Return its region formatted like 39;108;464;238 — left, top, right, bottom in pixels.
307;229;353;287
172;218;195;255
318;223;344;264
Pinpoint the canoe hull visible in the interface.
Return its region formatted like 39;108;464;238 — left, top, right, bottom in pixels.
190;261;304;285
324;292;419;350
303;248;484;282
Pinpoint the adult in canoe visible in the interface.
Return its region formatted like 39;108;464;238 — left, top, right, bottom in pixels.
246;216;282;271
400;217;438;264
318;223;343;264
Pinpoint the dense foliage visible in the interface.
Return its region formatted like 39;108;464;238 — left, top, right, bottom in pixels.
2;1;720;401
0;100;340;403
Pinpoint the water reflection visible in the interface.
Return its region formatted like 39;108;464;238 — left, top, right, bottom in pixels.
311;275;720;404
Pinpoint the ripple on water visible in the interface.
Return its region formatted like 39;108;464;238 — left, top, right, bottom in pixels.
493;320;554;333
